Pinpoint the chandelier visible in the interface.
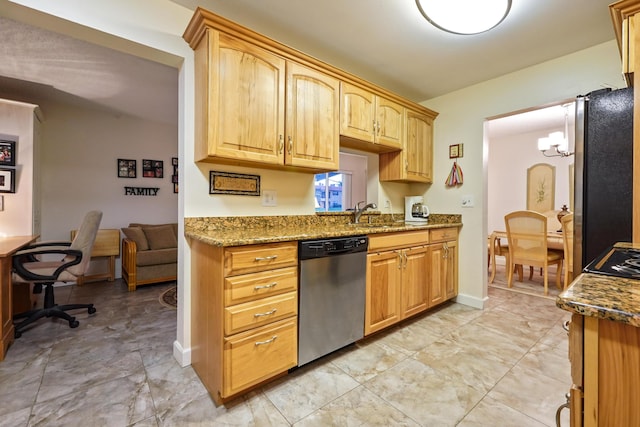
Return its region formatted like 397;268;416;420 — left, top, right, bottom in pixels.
538;105;574;158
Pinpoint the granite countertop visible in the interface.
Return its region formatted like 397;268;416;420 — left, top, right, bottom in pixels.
185;213;462;247
557;243;640;326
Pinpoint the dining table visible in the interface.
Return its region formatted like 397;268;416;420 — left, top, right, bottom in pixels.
488;230;564;284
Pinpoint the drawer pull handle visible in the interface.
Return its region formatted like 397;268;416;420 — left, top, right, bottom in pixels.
255;255;278;261
254;308;277;318
255;335;278;346
563;320;570;333
254;282;277;290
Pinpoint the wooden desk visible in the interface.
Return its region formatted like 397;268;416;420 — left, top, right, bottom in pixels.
1;235;38;361
489;230;564;283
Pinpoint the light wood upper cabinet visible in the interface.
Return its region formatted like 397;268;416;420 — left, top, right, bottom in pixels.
286;62;340;170
194;31;285;166
184;8;438;175
379;110;434;183
340;82;404;152
188;27;338;172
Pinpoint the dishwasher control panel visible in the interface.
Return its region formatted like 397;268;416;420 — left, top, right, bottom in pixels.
298;236;368;260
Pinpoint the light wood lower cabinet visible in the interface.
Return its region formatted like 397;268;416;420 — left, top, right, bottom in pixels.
429;228;458;306
223;317;297;398
365;228;458;336
568;314;640;426
190;239;298;404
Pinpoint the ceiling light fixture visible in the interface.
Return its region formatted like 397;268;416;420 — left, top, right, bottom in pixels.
415;0;512;35
538;105;574;158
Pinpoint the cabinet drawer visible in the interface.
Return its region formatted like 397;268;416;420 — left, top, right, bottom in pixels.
224;291;298;335
224;242;298;276
368;230;429;252
430;227;458;243
223;317;297;398
224;266;298;306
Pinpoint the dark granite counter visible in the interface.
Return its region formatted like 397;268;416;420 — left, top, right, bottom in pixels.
557;243;640;327
185;213;462;247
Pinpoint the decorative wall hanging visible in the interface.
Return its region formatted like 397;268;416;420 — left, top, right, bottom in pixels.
445;161;464;187
526;163;555;213
210;171;260;196
172;157;178;193
0;168;16;193
0;140;16;166
142;159;163;178
118;159;136;178
124;186;159;196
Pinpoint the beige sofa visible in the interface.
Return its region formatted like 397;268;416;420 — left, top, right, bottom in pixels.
121;223;177;291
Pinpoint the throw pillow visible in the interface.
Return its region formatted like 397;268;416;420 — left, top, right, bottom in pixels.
143;224;177;250
122;227;149;251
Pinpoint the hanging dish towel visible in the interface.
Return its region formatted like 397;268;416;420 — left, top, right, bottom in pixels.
445;161;463;187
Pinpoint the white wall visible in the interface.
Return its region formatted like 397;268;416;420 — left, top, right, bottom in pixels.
0;99;38;237
487;126;573;233
36;100;178;275
422;40;625;308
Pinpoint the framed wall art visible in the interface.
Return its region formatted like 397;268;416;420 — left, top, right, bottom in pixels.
0;168;15;193
172;157;178;193
118;159;137;178
526;163;555;213
209;171;260;196
143;159;163;178
0;140;16;166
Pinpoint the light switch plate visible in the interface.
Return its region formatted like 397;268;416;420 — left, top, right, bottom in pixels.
461;195;474;208
262;190;277;206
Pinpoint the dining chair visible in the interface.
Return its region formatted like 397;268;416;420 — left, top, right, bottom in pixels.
561;213;574;289
488;233;510;283
504;210;563;295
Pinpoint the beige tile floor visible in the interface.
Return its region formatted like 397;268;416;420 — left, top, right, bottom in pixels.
0;274;571;426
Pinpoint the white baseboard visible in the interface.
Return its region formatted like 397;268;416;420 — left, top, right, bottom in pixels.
173;340;191;367
455;293;487;309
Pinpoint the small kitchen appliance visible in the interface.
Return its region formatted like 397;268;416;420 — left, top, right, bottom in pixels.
405;196;429;223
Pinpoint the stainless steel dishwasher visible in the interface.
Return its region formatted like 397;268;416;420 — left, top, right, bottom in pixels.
298;235;368;366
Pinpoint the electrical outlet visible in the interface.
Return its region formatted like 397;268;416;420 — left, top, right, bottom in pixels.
384;199;391;208
261;190;277;207
461;195;474;208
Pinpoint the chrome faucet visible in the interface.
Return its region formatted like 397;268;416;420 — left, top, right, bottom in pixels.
353;201;377;223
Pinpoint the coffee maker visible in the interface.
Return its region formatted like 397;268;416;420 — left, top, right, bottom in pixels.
405;196;429;223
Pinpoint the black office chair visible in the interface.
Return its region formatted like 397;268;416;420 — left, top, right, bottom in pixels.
11;210;102;338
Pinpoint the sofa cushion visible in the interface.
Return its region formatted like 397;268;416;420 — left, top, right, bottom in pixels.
136;248;177;267
143;224;177;250
121;227;149;251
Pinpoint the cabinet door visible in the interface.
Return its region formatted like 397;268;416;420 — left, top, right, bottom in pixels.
376;97;404;150
212;33;286;165
444;240;458;300
365;251;402;335
428;244;446;307
401;246;429;319
340;82;375;143
405;110;433;183
286;61;339;170
379;110;433;183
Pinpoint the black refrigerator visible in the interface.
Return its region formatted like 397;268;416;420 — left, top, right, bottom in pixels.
574;87;633;272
